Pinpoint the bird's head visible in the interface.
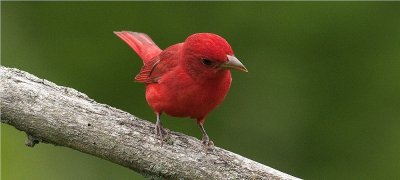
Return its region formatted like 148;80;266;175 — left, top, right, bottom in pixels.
182;33;247;79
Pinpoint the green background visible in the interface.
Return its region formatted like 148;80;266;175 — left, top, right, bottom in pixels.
2;2;400;179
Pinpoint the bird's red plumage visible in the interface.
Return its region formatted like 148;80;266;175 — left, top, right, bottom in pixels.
114;31;162;63
115;31;246;145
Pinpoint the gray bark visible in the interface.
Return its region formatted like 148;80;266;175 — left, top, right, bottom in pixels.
0;66;300;180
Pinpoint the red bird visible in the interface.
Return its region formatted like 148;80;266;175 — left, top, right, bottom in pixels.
114;31;247;146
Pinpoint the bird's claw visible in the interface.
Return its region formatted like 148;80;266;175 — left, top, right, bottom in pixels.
154;124;169;145
201;135;214;147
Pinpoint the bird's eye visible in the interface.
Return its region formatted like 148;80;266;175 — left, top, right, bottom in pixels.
201;58;213;66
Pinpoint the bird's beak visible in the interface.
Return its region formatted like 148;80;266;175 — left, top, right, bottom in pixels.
221;55;248;72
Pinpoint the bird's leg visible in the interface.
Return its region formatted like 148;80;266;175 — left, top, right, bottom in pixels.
198;122;214;147
154;112;168;145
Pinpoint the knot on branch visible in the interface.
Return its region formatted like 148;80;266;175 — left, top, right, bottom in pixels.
25;133;40;147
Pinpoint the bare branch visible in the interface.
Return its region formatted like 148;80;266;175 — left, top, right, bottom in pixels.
0;66;300;180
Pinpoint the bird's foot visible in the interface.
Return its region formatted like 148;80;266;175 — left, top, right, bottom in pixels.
154;123;169;145
201;135;214;147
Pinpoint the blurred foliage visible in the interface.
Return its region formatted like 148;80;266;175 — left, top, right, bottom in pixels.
2;2;400;180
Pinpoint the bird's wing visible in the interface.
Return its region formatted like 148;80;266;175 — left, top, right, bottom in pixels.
134;43;182;83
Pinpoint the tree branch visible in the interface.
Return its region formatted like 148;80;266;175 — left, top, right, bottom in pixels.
0;66;300;180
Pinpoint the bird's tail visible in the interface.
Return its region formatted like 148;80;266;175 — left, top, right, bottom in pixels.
114;31;162;63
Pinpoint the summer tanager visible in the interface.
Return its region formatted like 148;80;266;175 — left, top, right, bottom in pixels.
114;31;247;146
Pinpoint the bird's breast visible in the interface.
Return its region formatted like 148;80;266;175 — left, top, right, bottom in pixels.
145;70;232;119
